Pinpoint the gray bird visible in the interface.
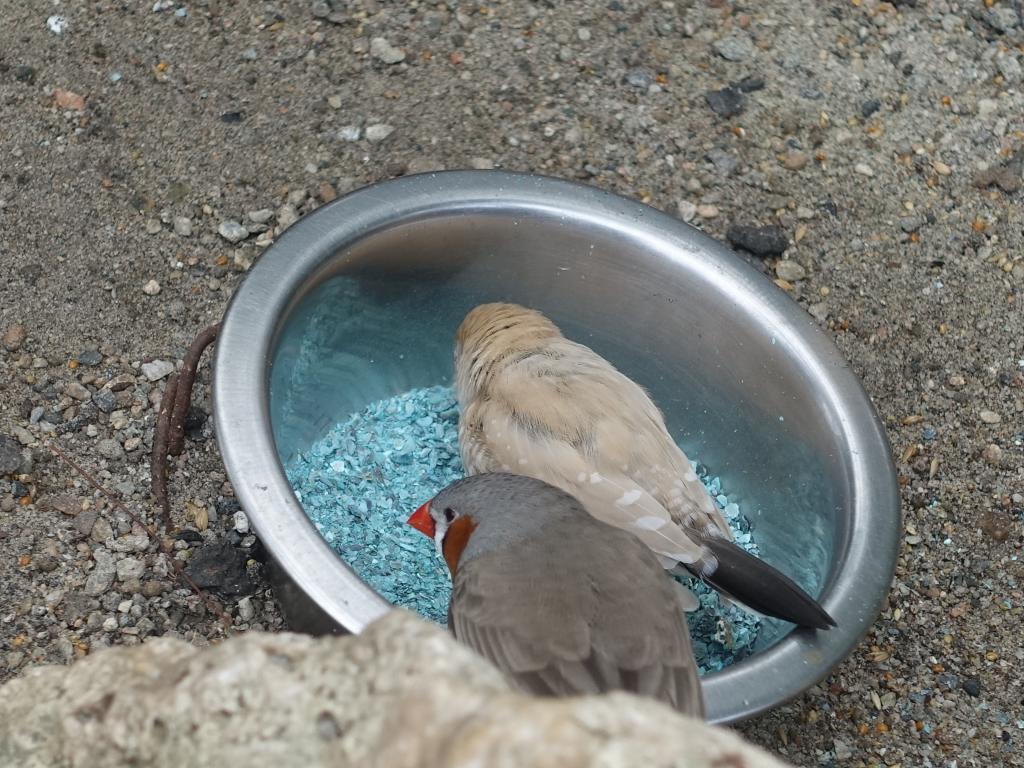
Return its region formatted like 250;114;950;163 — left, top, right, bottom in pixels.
407;472;706;719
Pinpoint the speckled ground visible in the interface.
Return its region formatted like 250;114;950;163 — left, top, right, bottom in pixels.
1;1;1022;765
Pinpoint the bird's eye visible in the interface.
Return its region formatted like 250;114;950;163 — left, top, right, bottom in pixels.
443;507;456;523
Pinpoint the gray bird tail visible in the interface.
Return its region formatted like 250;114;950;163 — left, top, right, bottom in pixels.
679;532;836;630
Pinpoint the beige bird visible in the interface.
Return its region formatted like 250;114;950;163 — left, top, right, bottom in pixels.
408;472;706;718
453;302;835;629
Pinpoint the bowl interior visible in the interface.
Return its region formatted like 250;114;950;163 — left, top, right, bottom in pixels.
268;209;847;654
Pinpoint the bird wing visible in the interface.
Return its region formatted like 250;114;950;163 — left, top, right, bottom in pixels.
450;517;705;718
458;343;720;564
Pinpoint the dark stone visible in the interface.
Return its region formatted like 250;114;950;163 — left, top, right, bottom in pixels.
214;496;242;519
861;98;881;118
220;111;244;124
35;555;60;572
184;406;208;439
183;540;257;597
76;350;103;366
0;434;22;475
705;86;745;118
73;507;99;539
725;224;790;257
92;389;118;414
734;76;765;93
962;677;982;697
176;529;204;543
13;65;36;83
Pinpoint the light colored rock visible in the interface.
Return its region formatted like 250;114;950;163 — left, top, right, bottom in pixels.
775;260;807;282
370;37;406;64
0;611;790;768
141;360;175;381
173;216;193;237
365;123;395;143
218;220;249;244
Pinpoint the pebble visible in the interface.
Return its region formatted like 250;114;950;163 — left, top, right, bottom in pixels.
365;124;395;143
677;200;697;223
142;279;161;296
979;410;1001;424
276;204;299;231
705;86;745;118
861;99;881;118
977;98;999;118
726;224;789;257
854;163;875;177
237;596;256;622
337;126;361;142
696;204;719;219
218;220;249;244
116;557;145;581
173;217;193;237
92;389;118;414
184;541;256;597
625;70;654;90
713;34;754;62
2;324;26;352
996;54;1022;84
982;444;1002;465
781;151;808;171
76;350;102;366
248;209;274;224
370;37;406;65
141;360;175;381
85;549;116;596
933;161;952;176
775;260;807;282
233;510;250;534
97;439;125;461
65;382;91;401
0;435;22;475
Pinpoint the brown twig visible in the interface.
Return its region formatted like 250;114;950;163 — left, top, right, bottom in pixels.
149;321;219;531
168;322;219;456
151;372;178;530
46;439;234;631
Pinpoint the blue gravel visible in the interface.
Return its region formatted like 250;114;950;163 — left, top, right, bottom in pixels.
285;385;761;675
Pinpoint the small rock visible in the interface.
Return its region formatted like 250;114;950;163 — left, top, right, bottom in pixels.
696;204;719;219
900;217;922;234
142;279;161;296
326;95;342;110
44;495;80;516
97;439;125;461
861;99;881;118
933;161;952;176
142;580;167;597
997;55;1022;84
92;389;118;414
982;444;1002;465
276;204;299;231
116;557;145;581
726;224;789;257
979;410;1001;424
76;350;102;366
237;595;256;622
370;37;405;64
977;98;999;118
365;124;395;143
624;70;653;89
173;217;193;237
124;436;142;452
105;373;137;392
85;549;116;596
713;34;753;62
705;86;745;118
854;163;875;177
470;157;494;170
35;555;60;573
13;65;36;84
677;200;697;223
184;541;257;597
218;220;249;244
65;382;91;401
962;677;982;697
47;15;68;35
2;324;26;352
337;125;361;142
774;260;806;282
233;510;250;534
0;435;22;475
248;209;274;224
141;360;175;381
318;181;337;203
781;151;808;171
53;89;86;111
144;219;163;235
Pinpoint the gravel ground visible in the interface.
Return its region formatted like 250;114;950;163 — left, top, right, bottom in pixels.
1;0;1022;765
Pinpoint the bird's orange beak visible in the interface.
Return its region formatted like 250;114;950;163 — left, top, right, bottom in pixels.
407;501;435;538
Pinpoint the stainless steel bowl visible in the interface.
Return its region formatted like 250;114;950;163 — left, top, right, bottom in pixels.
213;170;900;725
